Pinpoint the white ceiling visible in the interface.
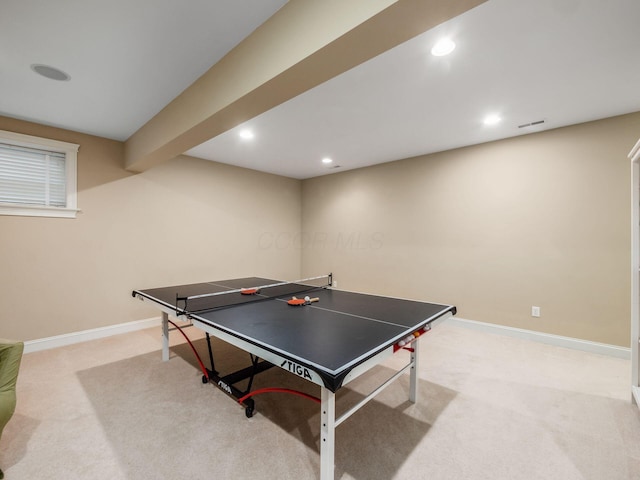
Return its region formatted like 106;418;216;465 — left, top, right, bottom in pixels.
2;0;640;180
0;0;287;140
187;0;640;178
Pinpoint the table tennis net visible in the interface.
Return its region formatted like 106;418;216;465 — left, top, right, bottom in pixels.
177;274;331;315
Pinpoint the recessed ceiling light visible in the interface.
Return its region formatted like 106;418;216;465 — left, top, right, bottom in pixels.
239;129;254;140
483;114;502;126
30;64;71;81
431;38;456;57
322;157;333;164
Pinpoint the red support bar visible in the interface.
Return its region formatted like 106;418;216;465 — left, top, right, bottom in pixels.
167;319;210;381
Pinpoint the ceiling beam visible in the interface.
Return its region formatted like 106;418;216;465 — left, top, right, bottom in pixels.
124;0;487;172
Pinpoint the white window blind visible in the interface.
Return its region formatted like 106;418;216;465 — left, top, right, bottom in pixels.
0;129;79;218
0;142;67;207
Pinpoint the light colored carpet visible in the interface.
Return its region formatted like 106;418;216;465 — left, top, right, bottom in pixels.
1;323;638;479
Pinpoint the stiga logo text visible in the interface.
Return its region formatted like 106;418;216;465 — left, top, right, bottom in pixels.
281;360;313;380
218;380;233;394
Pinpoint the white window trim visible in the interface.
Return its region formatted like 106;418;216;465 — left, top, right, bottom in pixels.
0;129;80;218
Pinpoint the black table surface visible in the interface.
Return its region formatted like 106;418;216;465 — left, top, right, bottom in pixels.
134;277;456;389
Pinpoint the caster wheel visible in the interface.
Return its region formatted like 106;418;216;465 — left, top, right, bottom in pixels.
202;375;208;384
245;406;254;418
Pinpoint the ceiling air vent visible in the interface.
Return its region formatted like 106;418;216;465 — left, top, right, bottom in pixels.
518;119;545;129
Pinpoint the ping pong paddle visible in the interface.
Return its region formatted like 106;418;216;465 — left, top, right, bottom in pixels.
241;288;260;295
287;296;319;306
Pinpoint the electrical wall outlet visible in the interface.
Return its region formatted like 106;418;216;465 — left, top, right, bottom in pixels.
531;306;541;317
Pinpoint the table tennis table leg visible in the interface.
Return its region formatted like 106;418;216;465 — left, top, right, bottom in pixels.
409;336;420;403
320;387;336;480
161;312;169;362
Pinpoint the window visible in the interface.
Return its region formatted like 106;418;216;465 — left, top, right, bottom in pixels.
0;129;79;218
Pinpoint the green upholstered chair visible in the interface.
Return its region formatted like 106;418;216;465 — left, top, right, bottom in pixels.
0;339;24;480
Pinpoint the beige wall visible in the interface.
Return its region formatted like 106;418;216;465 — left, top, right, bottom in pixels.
301;112;640;347
2;112;639;347
0;116;301;341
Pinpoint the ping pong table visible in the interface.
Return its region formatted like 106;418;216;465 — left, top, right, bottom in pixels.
132;274;455;480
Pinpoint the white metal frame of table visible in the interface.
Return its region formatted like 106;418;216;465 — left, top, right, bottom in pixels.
156;307;452;480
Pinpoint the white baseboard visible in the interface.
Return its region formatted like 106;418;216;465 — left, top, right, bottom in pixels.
633;386;640;409
23;315;631;360
448;317;631;359
23;317;161;354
